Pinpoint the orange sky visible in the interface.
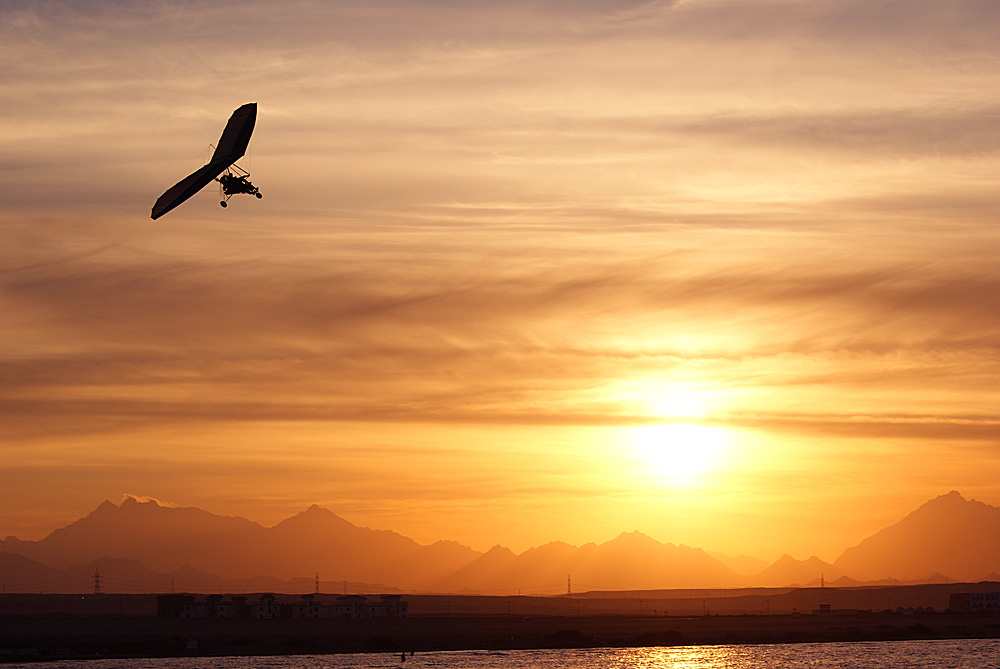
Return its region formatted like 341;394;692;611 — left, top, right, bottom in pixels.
2;0;999;563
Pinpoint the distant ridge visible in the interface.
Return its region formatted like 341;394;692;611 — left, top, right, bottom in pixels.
834;491;1000;581
2;491;1000;593
748;554;846;587
0;498;477;590
432;531;743;592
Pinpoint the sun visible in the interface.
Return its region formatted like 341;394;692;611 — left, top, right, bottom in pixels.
630;423;729;487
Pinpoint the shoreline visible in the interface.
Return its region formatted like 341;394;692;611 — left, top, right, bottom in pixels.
3;586;999;663
3;611;1000;663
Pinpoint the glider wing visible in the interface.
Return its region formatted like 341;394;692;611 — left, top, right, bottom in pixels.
150;161;229;220
150;102;258;220
211;102;257;165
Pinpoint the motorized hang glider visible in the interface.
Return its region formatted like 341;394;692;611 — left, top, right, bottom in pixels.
151;102;260;220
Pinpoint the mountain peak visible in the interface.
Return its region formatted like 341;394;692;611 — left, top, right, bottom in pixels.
613;530;656;543
750;553;844;587
908;491;990;522
82;499;122;523
484;544;516;558
115;495;181;514
929;490;965;505
281;504;347;524
269;505;344;534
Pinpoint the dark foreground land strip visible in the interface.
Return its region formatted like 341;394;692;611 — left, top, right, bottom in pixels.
2;613;1000;663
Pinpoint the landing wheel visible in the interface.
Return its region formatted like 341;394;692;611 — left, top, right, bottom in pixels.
220;201;227;208
255;192;262;199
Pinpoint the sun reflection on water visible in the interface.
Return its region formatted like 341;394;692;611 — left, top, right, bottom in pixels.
605;645;751;669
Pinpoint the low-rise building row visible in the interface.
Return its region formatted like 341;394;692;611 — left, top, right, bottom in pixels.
157;593;408;619
948;592;1000;613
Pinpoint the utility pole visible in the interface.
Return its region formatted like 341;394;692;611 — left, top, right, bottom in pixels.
93;567;102;595
315;572;320;594
567;575;571;595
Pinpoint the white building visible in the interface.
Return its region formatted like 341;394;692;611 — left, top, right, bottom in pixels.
332;595;364;619
293;594;329;618
250;593;277;619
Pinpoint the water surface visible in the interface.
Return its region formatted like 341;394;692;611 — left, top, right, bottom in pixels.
9;638;997;668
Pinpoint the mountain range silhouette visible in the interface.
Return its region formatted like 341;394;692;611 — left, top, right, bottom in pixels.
2;491;998;593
